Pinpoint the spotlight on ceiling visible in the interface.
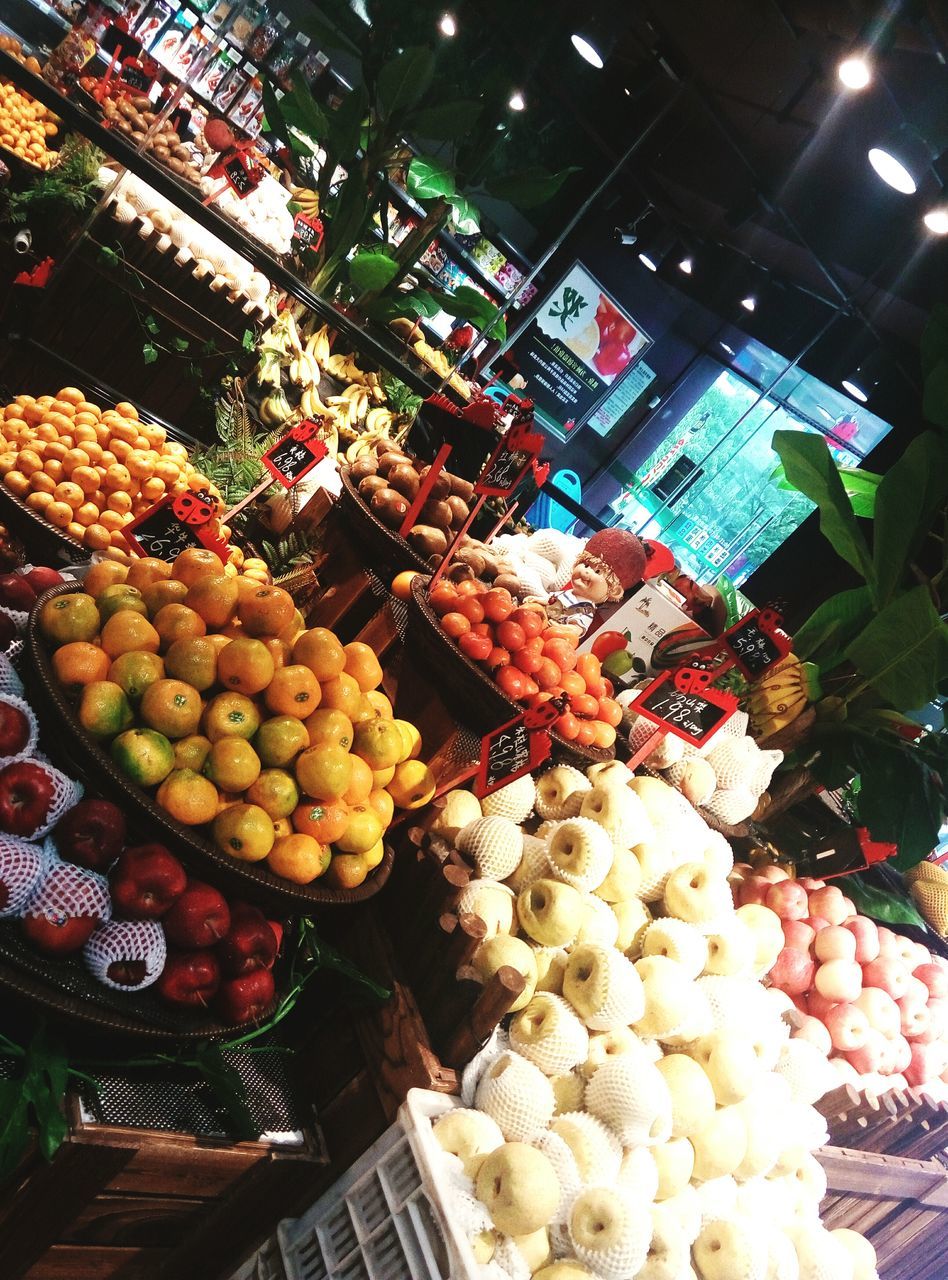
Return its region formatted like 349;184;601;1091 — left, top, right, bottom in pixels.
637;228;675;272
508;90;525;111
678;254;694;274
838;54;871;90
614;226;638;246
868;125;932;195
924;206;948;234
570;17;615;69
841;352;882;404
438;12;456;36
740;293;757;312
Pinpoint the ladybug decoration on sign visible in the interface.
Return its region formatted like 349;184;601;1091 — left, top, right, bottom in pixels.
475;697;564;798
124;495;227;563
262;420;329;488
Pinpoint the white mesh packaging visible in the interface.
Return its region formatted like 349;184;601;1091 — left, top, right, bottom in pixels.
482;773;536;824
83;919;166;990
534;945;569;994
550;1069;586;1116
456;879;516;938
789;1224;856;1280
617;1145;659;1201
8;762;83;839
536;819;564;841
697;975;764;1029
640;1202;691;1280
550;1111;623;1183
548;819;614;891
458;816;524;880
766;1228;803;1280
790;1104;830;1151
703;787;759;826
536;766;591;821
694;1176;739;1227
491;1235;531;1280
707;737;761;788
518;879;584;948
0;605;28;635
634;955;701;1041
752;749;784;797
564;944;645;1030
474;1050;554;1140
775;1039;836;1105
0;837;46;918
659;984;713;1048
507;833;551;892
663;861;733;924
721;709;750;739
585;1053;672;1147
0;653;24;697
23;857;111;926
581;1026;646;1079
644;731;685;769
642;918;708;978
633;841;676;901
613;898;651;957
694;1217;769;1280
510;993;589;1075
0;694;39;762
432;1108;505;1179
703;830;735;877
461;1028;509;1106
580;785;652;850
663;756;716;808
572;896;619;950
533;1129;583;1221
567;1185;651;1280
656;1185;702;1246
701;918;755;976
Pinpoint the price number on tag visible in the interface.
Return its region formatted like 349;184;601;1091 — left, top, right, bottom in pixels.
631;667;737;747
262;422;328;489
476;707;554;798
721;608;790;678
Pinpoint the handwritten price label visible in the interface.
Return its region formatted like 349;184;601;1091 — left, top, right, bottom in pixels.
474;419;544;498
475;703;556;798
721;608;791;679
262;421;329;488
123;495;226;563
631;667;737;747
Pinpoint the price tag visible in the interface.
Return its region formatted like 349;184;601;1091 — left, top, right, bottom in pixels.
123;495;226;563
119;59;153;93
475;703;557;798
631;666;737;747
221;150;262;199
292;212;324;254
262;421;329;488
721;608;791;679
474;419;544;498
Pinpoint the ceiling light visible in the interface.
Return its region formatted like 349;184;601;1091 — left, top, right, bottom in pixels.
571;33;604;67
678;254;694;274
615;227;638;246
570;17;615;69
720;342;735;356
637;228;675;272
924;206;948;234
508;90;525;111
841;352;883;404
838;54;871;90
438;12;456;36
868;125;932;195
841;376;869;403
740;294;757;311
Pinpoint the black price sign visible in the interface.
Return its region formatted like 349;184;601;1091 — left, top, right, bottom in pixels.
475;704;556;798
721;607;791;679
631;667;737;747
292;213;324;254
103;25;142;59
262;422;329;489
120;61;153;93
222;151;261;199
474;420;544;498
123;496;205;562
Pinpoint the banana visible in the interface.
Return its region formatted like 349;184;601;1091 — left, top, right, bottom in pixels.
260;391;292;426
365;407;390;432
745;653;811;738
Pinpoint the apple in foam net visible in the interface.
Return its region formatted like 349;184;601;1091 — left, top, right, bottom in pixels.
806;885;849;925
825;1002;870;1052
814;925;857;964
815;958;862;1003
782;919;816;952
862;956;911;1000
0;761;54;836
0;700;30;757
769;946;816;996
844;916;880;965
791;1014;832;1056
765;880;809;921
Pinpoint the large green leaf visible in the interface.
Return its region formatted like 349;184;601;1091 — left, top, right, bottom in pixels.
431;284;498;330
295;10;360;56
324;169;368;257
845;874;928;928
484;165;579;208
850;733;945;867
873;431;948;604
0;1080;29;1181
327;84;368;163
406;156;456;200
771;460;881;517
793;585;873;667
349;247;399;292
408;100;481;140
377;46;435;119
772;430;876;592
845;584;948;710
449;194;480;235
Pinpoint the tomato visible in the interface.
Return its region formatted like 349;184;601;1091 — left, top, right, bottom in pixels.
555;711;580;740
597;696;623;727
455;579;482;597
441;611;471;639
542;624;581;647
471;621;492;637
429;584;458;616
602;677;614;698
513;647;542;674
543;637;577;672
459;630;493;662
535;657;563;690
496;620;526;652
520;675;539;698
482;588;514;623
590;720;617;749
571;692;600;720
456;596;485;625
575;720;597;747
576;653;602;685
593;340;631;379
486;645;511;671
510;606;545;639
528;691;554;710
560;669;585;697
591;630;628;661
496;665;527;701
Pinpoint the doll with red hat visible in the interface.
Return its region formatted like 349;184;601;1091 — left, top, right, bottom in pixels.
548;528;659;635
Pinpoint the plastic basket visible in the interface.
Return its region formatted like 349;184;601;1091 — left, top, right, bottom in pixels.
278;1091;477;1280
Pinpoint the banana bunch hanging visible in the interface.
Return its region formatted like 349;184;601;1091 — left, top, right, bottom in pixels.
290;185;320;217
745;653;814;739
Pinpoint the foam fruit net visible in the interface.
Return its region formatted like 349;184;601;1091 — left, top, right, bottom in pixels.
23;856;111;924
0;694;40;763
83;920;167;990
509;993;589;1075
474;1049;555;1141
0;836;47;918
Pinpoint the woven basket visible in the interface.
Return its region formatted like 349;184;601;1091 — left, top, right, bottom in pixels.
337;468;432;576
27;584;394;910
0;484;90;566
405;575;613;767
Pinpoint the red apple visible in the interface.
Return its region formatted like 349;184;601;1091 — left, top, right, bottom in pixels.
215;967;275;1025
814;925;857;963
876;927;900;959
0;761;53;836
83;919;166;990
156;949;221;1006
844;916;880;965
898;993;931;1039
267;919;283;953
0;613;15;651
56;798;126;871
807;885;849;925
905;1041;948;1088
887;1034;913;1073
839;896;856;919
0;573;35;611
0;700;29;757
807;989;840;1020
825;1002;870;1051
737;877;773;907
791;1014;832;1056
903;975;930;1007
765;880;809;921
844;1028;886;1075
797;877;826;892
815;958;862;1003
862;957;911;1000
23;566;64;595
769;946;815;995
110;844;186;918
781;919;816;952
217;903;278;976
21;861;110;954
163;879;230;948
757;864;790;884
855;987;901;1039
803;916;831;934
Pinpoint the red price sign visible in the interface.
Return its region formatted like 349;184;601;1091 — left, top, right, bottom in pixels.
292;212;324;254
262;421;328;488
124;495;227;563
720;608;791;679
474;419;544;498
475;703;556;798
631;666;737;748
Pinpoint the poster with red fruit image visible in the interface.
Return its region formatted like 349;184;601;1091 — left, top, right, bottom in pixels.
505;262;650;437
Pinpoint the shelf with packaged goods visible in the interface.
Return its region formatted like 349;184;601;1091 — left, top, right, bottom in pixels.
0;47;457;404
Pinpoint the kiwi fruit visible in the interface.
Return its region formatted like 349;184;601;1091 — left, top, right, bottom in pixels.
447;473;475;502
377;450;412;477
420;499;452;530
348;457;378;483
386;463;420;500
419;465;451;501
406;524;448;557
457;548;486;577
370;486;410;528
493;573;525;597
445;495;470;527
358;474;389;500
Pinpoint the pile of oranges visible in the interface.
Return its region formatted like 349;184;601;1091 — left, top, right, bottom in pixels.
0;387;253;570
39;548;434;889
0;38;58;169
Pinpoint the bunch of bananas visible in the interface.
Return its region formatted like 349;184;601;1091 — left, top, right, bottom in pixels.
344;425;398;464
290;185;320;217
906;860;948;936
745;652;813;739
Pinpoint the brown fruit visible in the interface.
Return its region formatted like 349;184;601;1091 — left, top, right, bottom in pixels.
446;495;470;527
447;473;475;502
370;487;410;529
420;499;452;530
406;525;448;558
386;463;420;500
419;465;451;501
348;457;378;483
377;451;412;476
358;474;389;501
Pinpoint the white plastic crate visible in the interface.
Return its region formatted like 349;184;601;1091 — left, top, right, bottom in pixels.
228;1233;288;1280
277;1091;478;1280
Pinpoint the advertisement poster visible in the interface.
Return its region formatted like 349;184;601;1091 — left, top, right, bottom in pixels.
508;263;651;438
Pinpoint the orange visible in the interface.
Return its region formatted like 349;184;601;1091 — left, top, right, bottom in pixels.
336;803;384;854
254;715;309;768
325;853;370;891
217;638;275;695
71;466;99;496
319;673;363;722
363;839;385;870
126;557;172;591
203;691;261;742
173;733;212;771
246;768;299;819
203;736;261;792
367;787;395;828
26;492;54;515
110;727;175;787
304;708;353;752
264;664;320;717
386;760;436;810
106;490;132;515
171;547;225;587
97;584;147;623
38;592;100;646
100;610;160;658
153;603;207;650
343;641;383;692
365;690;394;719
291;797;349;843
268;833;330;884
212;803;274;862
344;754;374;805
295;743;352;801
74;502;99;527
391;570;419;601
45;498;73;526
78;680;134;739
292;628;346;681
156;768;218;825
140;678;203;739
52;640;109;693
141;578;188;615
261;636;289;671
108;650;165;702
238;584;295;637
276;609;306;647
271;817;293;840
185;573;238;628
164;635;219;691
351;695;377;725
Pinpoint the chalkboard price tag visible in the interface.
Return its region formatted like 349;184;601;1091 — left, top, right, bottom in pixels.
221;150;262;199
123;495;226;563
292;213;324;254
262;421;329;489
631;666;737;747
119;59;153;93
721;607;791;679
474;419;544;498
475;703;556;798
